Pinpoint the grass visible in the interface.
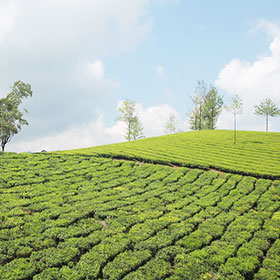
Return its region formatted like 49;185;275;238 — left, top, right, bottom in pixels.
64;130;280;179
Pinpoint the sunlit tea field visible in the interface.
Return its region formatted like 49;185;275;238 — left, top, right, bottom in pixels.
1;131;280;279
69;130;280;179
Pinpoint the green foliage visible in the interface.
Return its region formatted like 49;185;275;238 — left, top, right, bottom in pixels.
117;99;144;141
164;113;179;134
0;81;32;151
226;94;243;115
189;81;223;130
0;258;36;280
0;151;280;279
69;130;280;178
189;80;207;131
202;86;223;130
102;250;151;279
254;98;280;117
254;98;280;132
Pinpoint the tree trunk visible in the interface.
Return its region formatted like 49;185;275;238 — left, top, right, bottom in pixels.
128;120;132;141
234;113;236;145
266;114;268;132
1;145;4;152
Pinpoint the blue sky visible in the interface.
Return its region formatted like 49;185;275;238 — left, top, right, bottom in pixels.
1;0;280;151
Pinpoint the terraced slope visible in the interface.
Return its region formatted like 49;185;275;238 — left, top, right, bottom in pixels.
1;153;280;280
65;130;280;178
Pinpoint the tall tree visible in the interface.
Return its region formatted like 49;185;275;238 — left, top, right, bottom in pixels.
164;113;179;134
202;86;224;130
117;99;144;141
0;81;32;152
226;94;243;144
189;80;207;130
254;98;280;132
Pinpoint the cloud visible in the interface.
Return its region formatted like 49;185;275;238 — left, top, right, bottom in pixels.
0;1;18;43
254;19;280;38
1;0;183;150
7;101;182;152
1;0;154;57
86;60;105;80
137;103;181;135
0;0;157;139
74;60;118;98
215;19;280;131
156;66;164;78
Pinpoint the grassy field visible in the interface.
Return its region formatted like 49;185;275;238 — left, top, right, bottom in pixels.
1;130;280;279
65;130;280;179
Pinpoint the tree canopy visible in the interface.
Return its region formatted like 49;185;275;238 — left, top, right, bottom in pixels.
254;98;280;132
117;99;144;141
189;82;223;130
164;113;179;134
0;81;32;152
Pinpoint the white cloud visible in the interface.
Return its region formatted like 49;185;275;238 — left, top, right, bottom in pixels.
7;114;125;152
215;19;280;132
254;19;280;38
0;0;159;137
86;60;105;80
0;1;18;43
0;0;182;146
7;101;182;152
137;103;181;136
73;60;118;100
1;0;154;56
156;66;164;78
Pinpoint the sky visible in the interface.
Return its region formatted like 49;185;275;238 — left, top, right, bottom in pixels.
1;0;280;152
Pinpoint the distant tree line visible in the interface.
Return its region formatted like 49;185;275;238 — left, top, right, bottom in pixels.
187;80;280;144
117;80;280;144
1;79;279;152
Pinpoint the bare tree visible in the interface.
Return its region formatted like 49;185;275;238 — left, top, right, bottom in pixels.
226;94;243;144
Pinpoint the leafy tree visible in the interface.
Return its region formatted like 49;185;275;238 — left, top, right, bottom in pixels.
117;99;144;141
254;98;280;132
189;80;207;130
0;81;32;152
226;94;243;144
164;113;179;134
202;86;223;130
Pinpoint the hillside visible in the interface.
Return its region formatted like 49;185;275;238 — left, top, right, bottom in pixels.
65;130;280;179
1;130;280;280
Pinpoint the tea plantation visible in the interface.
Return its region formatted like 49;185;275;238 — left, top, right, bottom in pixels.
1;130;280;280
67;130;280;179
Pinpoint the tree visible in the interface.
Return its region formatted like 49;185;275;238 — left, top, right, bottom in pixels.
226;94;243;144
164;113;179;134
254;98;280;132
117;99;144;141
189;80;207;130
201;86;224;130
0;81;32;152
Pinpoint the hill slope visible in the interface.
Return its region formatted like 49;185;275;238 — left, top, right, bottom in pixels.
1;130;280;279
65;130;280;178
